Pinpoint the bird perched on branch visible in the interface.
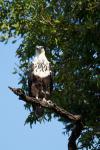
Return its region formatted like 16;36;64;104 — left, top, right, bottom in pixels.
28;46;53;117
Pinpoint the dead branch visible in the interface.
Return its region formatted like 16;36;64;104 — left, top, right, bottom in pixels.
8;86;84;150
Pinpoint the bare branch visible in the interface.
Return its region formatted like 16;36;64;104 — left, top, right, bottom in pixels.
9;86;80;121
8;86;84;150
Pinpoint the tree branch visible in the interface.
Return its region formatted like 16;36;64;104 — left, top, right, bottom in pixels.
8;86;84;150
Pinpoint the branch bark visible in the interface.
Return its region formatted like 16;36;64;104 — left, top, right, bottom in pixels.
9;86;84;150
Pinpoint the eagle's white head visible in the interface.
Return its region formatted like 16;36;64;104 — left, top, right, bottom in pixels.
35;45;45;56
32;46;51;78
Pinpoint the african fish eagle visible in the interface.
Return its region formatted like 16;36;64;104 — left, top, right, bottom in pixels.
28;46;53;117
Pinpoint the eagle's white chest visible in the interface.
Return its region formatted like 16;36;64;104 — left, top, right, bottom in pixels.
32;53;50;78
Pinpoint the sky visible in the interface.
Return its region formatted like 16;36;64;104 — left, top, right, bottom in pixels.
0;39;68;150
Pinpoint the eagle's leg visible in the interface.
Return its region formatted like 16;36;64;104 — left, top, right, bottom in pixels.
43;85;49;101
36;94;39;99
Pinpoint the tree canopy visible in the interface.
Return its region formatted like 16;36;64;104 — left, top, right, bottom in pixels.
0;0;100;149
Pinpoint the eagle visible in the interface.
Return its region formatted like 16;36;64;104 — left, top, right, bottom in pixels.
28;46;53;117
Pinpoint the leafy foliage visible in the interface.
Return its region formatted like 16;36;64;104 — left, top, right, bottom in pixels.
0;0;100;149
